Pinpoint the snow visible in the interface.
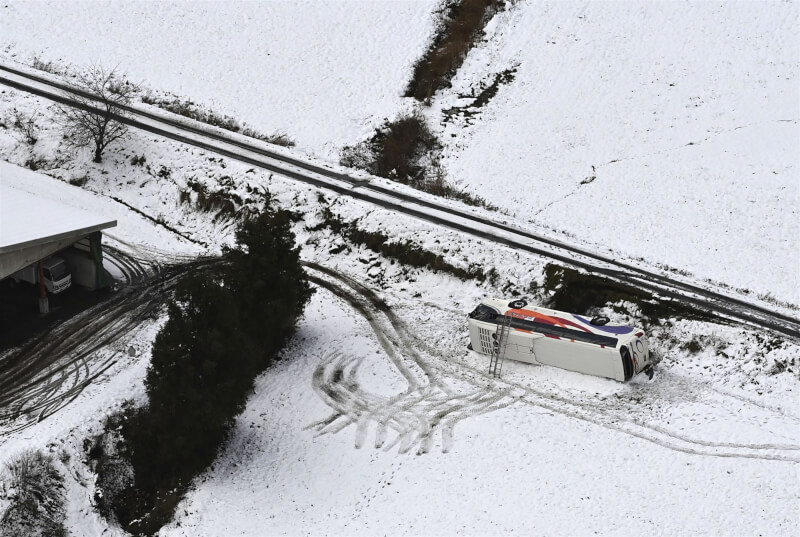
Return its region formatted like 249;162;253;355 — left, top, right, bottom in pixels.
0;2;798;536
431;0;800;305
0;0;438;158
0;159;203;260
158;289;800;537
0;88;796;533
3;0;797;306
0;161;116;250
0;317;162;537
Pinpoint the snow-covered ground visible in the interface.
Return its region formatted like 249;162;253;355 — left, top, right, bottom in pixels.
432;0;800;304
0;0;437;158
2;0;797;305
158;289;800;536
0;83;798;535
1;1;798;535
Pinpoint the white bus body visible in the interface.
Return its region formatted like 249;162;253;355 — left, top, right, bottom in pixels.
468;298;653;382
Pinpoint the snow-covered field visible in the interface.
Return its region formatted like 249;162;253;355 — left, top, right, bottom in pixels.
432;0;800;304
2;0;797;305
1;84;798;534
158;289;800;536
0;0;437;157
1;1;799;536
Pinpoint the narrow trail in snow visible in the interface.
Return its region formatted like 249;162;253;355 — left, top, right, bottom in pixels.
303;265;800;462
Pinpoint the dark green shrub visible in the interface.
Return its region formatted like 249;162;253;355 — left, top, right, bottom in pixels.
94;200;313;535
223;203;314;354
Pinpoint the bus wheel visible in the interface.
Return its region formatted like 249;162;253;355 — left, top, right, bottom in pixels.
508;299;527;309
590;315;610;325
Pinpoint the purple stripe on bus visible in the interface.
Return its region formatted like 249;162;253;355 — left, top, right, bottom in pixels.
574;315;635;335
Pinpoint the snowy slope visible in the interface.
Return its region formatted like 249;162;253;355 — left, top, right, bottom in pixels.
432;0;800;304
159;287;800;537
0;2;798;536
0;83;798;536
2;0;797;307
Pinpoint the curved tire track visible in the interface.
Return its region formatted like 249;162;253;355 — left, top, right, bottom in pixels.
304;266;800;462
0;248;219;438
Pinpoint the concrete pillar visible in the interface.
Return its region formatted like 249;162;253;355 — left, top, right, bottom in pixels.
38;261;49;314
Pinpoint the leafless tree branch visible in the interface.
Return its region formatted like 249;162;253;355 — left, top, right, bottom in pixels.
55;65;140;163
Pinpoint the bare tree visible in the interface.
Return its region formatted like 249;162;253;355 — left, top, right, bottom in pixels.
57;66;140;163
11;108;39;145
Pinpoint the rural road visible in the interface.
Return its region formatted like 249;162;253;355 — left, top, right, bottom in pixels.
1;61;799;342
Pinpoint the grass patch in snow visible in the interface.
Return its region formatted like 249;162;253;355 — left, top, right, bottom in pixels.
443;66;518;120
471;67;517;109
340;112;496;210
534;264;717;332
177;176;271;224
0;450;67;537
140;94;295;147
309;204;495;283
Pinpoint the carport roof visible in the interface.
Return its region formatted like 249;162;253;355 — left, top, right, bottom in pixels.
0;166;116;254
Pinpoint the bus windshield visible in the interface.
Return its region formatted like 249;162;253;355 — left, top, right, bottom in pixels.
469;304;499;322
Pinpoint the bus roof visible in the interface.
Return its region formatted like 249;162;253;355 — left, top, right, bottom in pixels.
479;298;643;342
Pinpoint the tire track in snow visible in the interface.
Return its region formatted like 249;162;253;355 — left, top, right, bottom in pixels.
305;268;516;454
304;266;800;462
419;321;800;461
0;248;219;438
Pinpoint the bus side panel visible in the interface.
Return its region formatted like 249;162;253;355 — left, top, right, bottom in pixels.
533;338;624;381
469;318;627;381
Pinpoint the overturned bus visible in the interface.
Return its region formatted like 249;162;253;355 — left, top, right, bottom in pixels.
468;298;654;382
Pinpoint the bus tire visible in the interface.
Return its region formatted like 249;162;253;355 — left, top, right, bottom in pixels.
590;315;610;326
508;299;527;309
